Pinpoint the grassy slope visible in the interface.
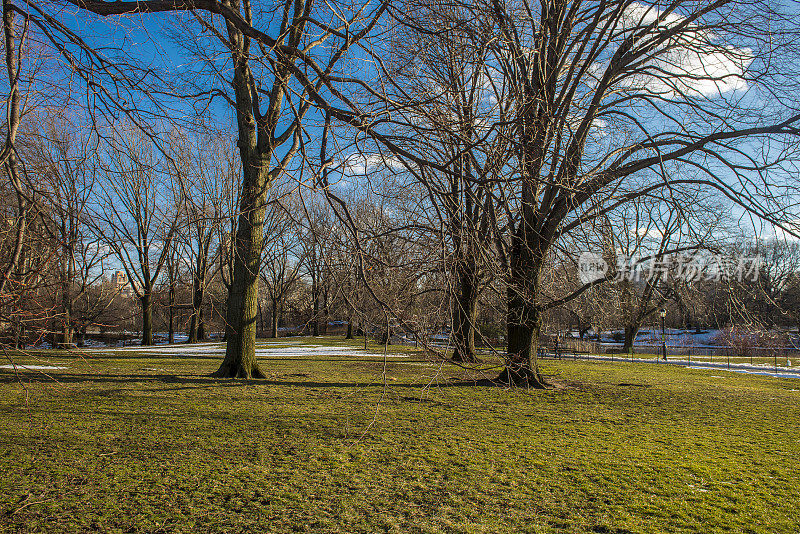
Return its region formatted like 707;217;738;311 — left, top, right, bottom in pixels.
1;337;799;533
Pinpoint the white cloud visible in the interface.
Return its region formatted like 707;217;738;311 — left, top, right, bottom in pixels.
626;44;752;98
621;2;689;29
773;222;800;242
636;227;664;240
615;3;752;99
338;153;407;176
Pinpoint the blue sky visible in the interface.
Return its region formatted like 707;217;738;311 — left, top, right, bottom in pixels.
21;0;800;246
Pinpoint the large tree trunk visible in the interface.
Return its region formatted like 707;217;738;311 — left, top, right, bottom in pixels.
141;292;153;346
59;281;73;348
188;312;199;344
187;277;206;343
320;288;329;335
622;324;638;354
197;310;205;341
312;285;320;336
345;318;353;339
168;281;175;344
451;264;480;363
498;285;545;387
270;297;279;338
214;154;268;378
213;20;294;377
498;226;546;388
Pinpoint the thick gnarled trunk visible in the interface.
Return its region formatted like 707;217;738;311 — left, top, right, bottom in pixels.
499;284;545;388
622;324;638;354
499;205;547;388
59;275;73;348
345;318;353;339
270;297;279;338
451;265;480;363
141;292;153;346
187;280;206;343
214;152;269;378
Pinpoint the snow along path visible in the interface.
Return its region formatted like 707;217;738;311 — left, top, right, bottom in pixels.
84;342;408;359
0;364;67;371
543;352;800;379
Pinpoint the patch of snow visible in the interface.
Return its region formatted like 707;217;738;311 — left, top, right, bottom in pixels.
545;352;800;379
687;366;800;380
87;342;225;355
256;345;407;359
79;339;108;347
593;328;724;346
0;364;67;371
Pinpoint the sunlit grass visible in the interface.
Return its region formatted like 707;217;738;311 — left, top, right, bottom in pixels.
1;338;799;533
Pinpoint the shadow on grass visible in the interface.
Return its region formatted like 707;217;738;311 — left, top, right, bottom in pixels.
0;371;500;390
17;353;431;363
9;352;226;361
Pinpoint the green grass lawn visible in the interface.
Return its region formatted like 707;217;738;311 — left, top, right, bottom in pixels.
1;337;799;533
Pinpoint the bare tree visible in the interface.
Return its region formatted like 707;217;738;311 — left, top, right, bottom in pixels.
375;5;510;362
11;0;800;390
94;125;180;345
23;113;109;347
298;200;337;336
260;198;302;338
602;190;723;352
0;1;29;297
162;236;182;344
11;0;386;376
313;0;800;385
172;132;234;343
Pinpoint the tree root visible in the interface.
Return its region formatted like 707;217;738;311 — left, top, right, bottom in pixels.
211;362;266;379
495;365;548;389
451;348;482;364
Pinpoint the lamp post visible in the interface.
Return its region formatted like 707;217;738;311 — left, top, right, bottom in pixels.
660;309;667;361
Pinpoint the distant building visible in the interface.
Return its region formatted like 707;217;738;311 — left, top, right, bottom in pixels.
113;271;125;291
113;271;135;298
